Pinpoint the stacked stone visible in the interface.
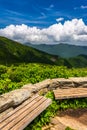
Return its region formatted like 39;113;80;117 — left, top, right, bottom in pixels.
0;77;87;116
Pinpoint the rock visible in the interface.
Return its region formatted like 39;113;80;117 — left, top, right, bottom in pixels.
1;77;87;115
81;84;87;88
0;96;13;113
38;88;48;95
48;79;60;90
49;78;74;89
3;89;31;106
22;84;37;93
35;79;51;90
57;78;74;88
70;77;87;87
50;117;60;125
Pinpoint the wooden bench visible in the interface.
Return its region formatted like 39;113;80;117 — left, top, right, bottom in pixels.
0;94;52;130
53;88;87;100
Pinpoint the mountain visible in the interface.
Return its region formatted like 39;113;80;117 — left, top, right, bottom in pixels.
25;43;87;58
68;54;87;68
0;36;70;66
1;36;87;68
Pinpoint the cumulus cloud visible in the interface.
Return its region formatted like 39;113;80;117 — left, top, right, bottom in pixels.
0;19;87;46
56;17;64;22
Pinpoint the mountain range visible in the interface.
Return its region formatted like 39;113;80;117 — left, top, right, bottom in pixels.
0;36;87;68
0;36;69;66
25;43;87;58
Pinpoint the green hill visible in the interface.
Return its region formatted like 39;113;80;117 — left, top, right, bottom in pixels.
68;54;87;68
26;43;87;58
1;36;87;68
0;36;69;66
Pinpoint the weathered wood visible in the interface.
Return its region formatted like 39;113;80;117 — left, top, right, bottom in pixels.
53;88;87;100
11;99;51;130
0;94;39;122
0;96;43;129
0;95;52;130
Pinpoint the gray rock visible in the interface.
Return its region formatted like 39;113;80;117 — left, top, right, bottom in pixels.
3;89;31;106
35;79;51;90
49;78;74;89
82;84;87;88
48;79;60;90
1;77;87;115
22;84;37;93
70;77;87;87
77;84;87;88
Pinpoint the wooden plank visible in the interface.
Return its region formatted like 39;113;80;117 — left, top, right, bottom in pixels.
0;96;43;129
0;94;39;123
54;94;87;99
0;95;52;130
53;88;87;100
11;98;52;130
0;96;51;130
54;88;87;93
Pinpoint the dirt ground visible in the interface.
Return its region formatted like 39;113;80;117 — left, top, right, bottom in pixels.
58;108;87;126
42;108;87;130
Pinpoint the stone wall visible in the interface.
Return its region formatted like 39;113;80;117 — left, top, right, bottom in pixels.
0;77;87;115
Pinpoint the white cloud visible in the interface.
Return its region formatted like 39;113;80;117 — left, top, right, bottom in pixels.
56;17;64;22
0;19;87;46
74;5;87;10
80;5;87;9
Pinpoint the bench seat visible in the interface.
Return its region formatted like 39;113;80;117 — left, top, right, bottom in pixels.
0;94;52;130
53;88;87;100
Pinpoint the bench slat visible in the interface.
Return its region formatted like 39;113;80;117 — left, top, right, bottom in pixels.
0;96;43;129
0;95;52;130
0;94;39;122
11;99;52;130
53;88;87;100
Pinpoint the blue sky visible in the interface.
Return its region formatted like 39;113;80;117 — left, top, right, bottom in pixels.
0;0;87;28
0;0;87;45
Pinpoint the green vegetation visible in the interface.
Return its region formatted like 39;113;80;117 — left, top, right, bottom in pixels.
0;62;87;129
0;61;87;130
1;36;87;68
0;36;87;130
0;36;68;66
25;92;87;130
26;42;87;58
1;63;87;94
0;63;87;129
68;54;87;68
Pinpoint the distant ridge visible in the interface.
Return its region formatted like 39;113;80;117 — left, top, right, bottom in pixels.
26;43;87;58
0;36;87;68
